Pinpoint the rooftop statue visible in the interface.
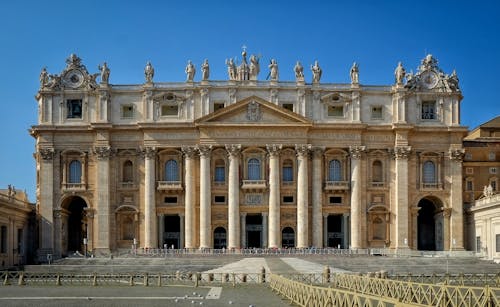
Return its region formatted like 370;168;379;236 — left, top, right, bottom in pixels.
185;60;196;82
144;61;154;83
294;61;304;82
268;59;279;81
350;62;359;84
201;59;209;81
249;54;260;80
225;58;237;81
311;60;322;83
98;62;110;84
394;62;406;85
39;67;49;89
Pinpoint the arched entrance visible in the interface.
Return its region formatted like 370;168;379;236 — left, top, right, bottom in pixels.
282;227;295;248
63;196;88;255
213;227;227;249
417;197;444;251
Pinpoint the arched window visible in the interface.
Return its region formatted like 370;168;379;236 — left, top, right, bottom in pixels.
423;161;436;183
68;160;82;183
122;160;133;182
328;160;342;181
248;158;261;180
214;159;225;183
372;160;383;182
165;159;179;181
282;159;293;182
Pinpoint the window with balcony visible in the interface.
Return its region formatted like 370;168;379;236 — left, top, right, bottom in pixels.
69;160;82;183
328;160;342;181
423;161;436;184
282;159;293;182
214;159;225;183
165;159;179;181
248;158;261;180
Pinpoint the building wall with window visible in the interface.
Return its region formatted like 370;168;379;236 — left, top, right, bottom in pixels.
464;116;500;255
31;53;467;258
0;187;34;268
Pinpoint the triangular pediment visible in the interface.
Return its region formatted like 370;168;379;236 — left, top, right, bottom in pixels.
195;96;312;126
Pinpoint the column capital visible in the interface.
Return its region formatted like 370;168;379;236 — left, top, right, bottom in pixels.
443;208;452;218
240;212;247;217
140;146;157;159
262;212;268;217
181;145;197;159
349;145;366;159
39;147;55;160
266;144;282;156
295;144;311;157
197;145;212;157
391;146;411;160
449;148;465;162
225;144;242;158
311;146;325;158
93;146;113;160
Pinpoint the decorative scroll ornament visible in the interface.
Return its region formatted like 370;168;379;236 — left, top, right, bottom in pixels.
93;146;113;160
449;148;465;162
295;144;311;157
311;146;325;158
392;146;412;160
225;144;242;157
349;145;366;159
246;101;262;121
139;146;157;159
266;144;282;157
181;146;197;158
39;148;55;160
197;145;212;157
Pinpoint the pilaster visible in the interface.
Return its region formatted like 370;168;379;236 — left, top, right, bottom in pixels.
93;145;112;254
449;148;465;250
38;148;55;256
393;146;411;249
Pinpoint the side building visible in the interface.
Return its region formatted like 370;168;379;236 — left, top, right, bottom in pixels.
464;116;500;261
31;52;466;259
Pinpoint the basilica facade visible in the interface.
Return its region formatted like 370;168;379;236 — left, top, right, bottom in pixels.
31;51;466;258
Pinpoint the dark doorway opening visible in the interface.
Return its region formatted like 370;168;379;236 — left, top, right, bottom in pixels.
282;227;295;248
327;215;344;248
246;214;262;248
164;215;180;249
418;198;440;251
66;197;87;254
213;227;226;249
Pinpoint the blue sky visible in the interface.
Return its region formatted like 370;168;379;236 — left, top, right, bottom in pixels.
0;0;499;200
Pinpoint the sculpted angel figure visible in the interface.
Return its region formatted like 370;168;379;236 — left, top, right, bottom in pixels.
294;61;304;79
144;61;154;83
98;62;110;84
201;59;209;80
185;60;196;82
311;60;322;83
395;62;406;85
268;59;279;80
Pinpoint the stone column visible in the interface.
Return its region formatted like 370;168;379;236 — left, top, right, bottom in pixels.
38;148;55;256
226;144;241;249
394;146;411;249
240;213;247;248
84;209;94;251
262;213;268;248
449;149;465;250
312;147;324;247
179;214;185;249
142;147;157;248
198;145;212;249
349;146;365;249
158;214;164;248
323;214;328;247
182;146;197;249
296;144;311;248
93;146;112;254
343;214;350;249
443;208;452;251
266;144;282;248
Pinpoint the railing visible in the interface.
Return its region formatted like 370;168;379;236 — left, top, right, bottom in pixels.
370;182;385;188
62;183;86;191
157;181;182;190
324;180;349;190
118;182;136;189
421;182;443;190
269;273;402;307
389;273;500;287
241;180;266;190
329;273;500;306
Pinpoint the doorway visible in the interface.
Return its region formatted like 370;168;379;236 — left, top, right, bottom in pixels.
164;215;181;249
417;197;443;251
246;214;262;248
65;196;87;254
282;227;295;248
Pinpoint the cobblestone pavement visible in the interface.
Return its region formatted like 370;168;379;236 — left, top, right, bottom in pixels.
0;285;291;307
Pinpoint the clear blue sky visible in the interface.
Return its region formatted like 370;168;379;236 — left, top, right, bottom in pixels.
0;0;499;201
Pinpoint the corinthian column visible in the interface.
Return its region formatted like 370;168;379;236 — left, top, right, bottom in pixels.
312;146;324;247
394;146;411;249
182;146;197;249
142;146;157;248
296;144;311;248
198;145;212;249
449;149;465;250
349;146;365;249
266;144;282;248
93;146;113;254
226;144;241;249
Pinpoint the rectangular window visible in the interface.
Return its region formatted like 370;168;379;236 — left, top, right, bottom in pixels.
371;106;383;119
496;234;500;253
282;166;293;182
466;167;473;175
489;152;496;161
490;167;497;174
283;196;294;203
67;99;82;118
214;167;225;182
491;180;497;191
161;105;178;116
329;196;342;204
421;101;436;120
282;103;294;112
0;226;7;253
164;197;177;204
465;153;472;160
466;180;473;191
476;236;481;252
121;105;134;119
214;196;226;203
327;105;344;117
214;103;225;111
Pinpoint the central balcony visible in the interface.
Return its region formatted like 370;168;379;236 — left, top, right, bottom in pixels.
324;181;350;191
157;181;183;191
241;180;267;191
62;183;86;192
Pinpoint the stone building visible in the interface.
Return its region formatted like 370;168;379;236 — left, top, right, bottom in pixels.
31;52;467;258
464;116;500;260
0;186;35;268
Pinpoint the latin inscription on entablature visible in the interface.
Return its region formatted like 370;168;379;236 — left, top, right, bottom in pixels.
203;128;306;139
310;132;361;141
363;134;394;143
145;132;199;140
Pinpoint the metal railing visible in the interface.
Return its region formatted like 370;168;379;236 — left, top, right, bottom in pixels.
389;273;500;287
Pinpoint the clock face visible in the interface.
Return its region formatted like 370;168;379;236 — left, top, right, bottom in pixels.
64;69;84;88
421;71;438;89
